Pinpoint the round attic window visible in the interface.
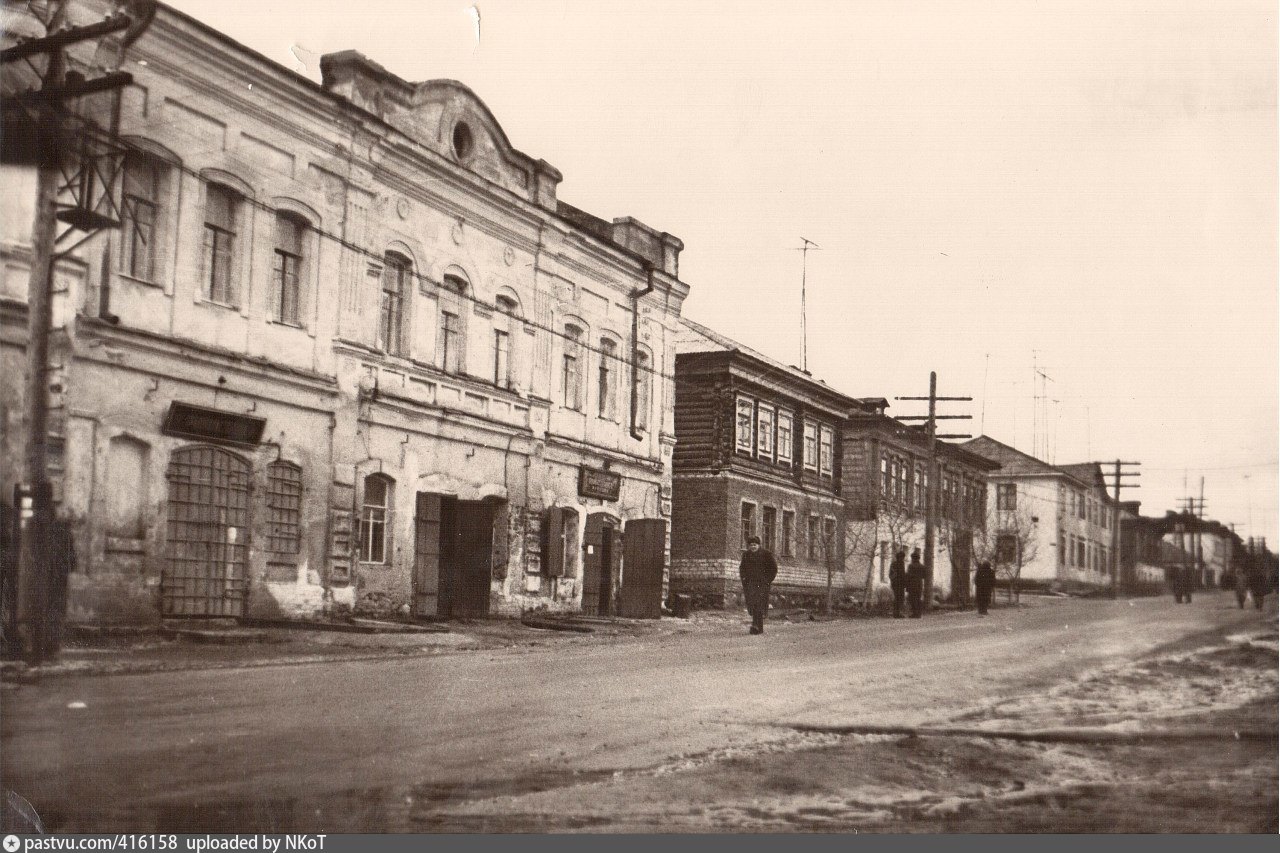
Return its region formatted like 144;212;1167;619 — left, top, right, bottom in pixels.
452;121;474;160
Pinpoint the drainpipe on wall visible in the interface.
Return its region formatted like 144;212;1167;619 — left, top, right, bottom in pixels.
629;263;655;441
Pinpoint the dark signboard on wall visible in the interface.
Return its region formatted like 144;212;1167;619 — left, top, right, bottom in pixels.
578;466;621;501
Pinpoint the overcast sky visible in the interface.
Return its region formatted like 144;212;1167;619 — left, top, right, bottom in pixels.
168;0;1278;543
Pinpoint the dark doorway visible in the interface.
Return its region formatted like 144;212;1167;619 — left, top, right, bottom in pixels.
582;513;621;616
418;495;493;619
620;518;666;619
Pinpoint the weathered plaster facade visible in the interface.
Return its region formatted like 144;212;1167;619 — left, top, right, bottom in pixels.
1;2;686;623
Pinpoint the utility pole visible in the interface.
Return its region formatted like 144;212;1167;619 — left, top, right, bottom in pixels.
793;238;820;373
895;372;971;610
1107;460;1140;598
3;1;148;664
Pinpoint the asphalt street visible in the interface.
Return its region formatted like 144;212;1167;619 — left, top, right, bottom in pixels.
1;591;1272;831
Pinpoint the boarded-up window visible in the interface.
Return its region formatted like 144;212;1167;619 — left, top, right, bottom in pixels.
106;435;149;537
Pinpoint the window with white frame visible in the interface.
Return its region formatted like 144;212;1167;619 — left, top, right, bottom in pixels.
757;405;775;459
736;397;755;453
781;510;794;557
803;422;819;470
360;474;393;564
761;506;776;552
819;425;834;477
776;410;794;465
997;483;1017;511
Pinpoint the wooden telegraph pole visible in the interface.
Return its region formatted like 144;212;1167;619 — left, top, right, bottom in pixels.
3;1;150;663
1108;460;1140;597
895;373;971;610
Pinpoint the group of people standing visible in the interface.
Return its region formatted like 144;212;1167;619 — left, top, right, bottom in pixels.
737;537;1000;635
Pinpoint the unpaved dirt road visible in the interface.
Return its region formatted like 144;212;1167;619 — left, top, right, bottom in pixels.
2;591;1275;832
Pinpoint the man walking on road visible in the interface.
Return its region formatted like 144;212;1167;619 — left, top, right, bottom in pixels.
906;548;927;619
889;547;907;618
974;560;996;616
739;535;778;635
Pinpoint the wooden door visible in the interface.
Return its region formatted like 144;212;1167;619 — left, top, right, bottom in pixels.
162;446;251;617
455;501;493;617
413;493;441;617
581;513;615;616
621;518;666;619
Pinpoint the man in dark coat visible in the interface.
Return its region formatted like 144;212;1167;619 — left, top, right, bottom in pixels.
888;548;907;618
1246;559;1270;610
906;548;927;619
739;535;778;635
974;560;996;616
1171;564;1193;604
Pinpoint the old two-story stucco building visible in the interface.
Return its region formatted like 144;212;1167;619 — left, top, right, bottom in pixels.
1;1;687;624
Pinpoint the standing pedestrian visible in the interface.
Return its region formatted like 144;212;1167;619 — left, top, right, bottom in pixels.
974;560;996;616
888;548;907;618
1246;558;1270;610
906;548;927;619
1234;566;1250;609
739;535;778;635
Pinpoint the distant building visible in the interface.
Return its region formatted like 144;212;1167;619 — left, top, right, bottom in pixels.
844;413;997;602
960;437;1120;592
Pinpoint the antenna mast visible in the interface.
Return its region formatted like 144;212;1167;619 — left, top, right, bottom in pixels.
797;238;820;372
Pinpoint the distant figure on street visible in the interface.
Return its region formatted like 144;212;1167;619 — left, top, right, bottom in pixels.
888;548;907;618
974;560;996;616
739;535;778;635
906;548;927;619
1171;564;1193;604
1234;567;1250;609
1246;559;1270;610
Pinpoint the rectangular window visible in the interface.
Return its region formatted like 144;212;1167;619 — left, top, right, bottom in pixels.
1059;529;1066;564
438;311;463;373
120;156;158;280
776;410;794;465
819;425;834;476
1077;491;1086;520
266;463;303;554
202;184;237;304
997;483;1017;511
896;457;909;505
741;502;756;549
360;477;391;564
762;506;777;552
380;255;408;354
807;515;820;559
881;455;891;498
273;214;303;325
757;406;775;459
493;329;510;387
781;510;794;557
996;534;1018;564
803;422;819;471
635;351;652;431
823;518;837;563
736;397;755;453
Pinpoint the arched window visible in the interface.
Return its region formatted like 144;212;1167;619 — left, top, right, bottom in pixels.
598;337;618;420
562;324;583;411
438;273;468;374
380;253;410;354
360;474;394;564
202;183;241;305
273;213;307;325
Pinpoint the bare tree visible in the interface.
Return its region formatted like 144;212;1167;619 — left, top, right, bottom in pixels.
852;502;921;611
972;505;1039;603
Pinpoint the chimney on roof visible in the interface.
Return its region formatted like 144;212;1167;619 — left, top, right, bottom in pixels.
609;217;682;276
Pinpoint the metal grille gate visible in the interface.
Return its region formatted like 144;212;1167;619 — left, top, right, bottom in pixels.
162;446;251;617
